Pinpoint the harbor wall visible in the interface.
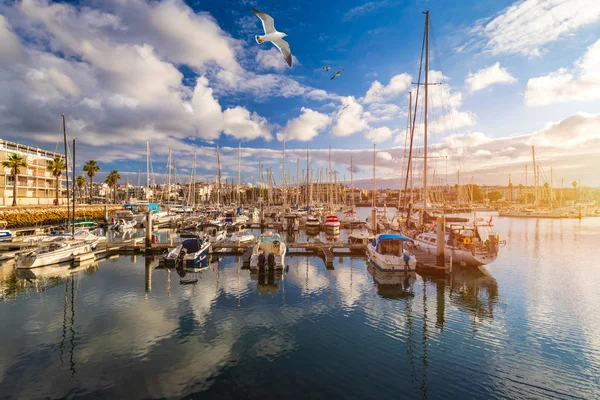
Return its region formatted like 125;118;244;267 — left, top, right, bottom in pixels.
0;205;122;228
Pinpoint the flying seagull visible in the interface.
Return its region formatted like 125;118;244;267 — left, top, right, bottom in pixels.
252;8;292;67
323;65;331;71
338;104;350;116
331;69;344;80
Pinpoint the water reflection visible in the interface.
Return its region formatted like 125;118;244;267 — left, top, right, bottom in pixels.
367;262;416;299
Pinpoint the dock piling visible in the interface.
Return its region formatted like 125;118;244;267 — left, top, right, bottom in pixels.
436;218;445;267
145;212;152;248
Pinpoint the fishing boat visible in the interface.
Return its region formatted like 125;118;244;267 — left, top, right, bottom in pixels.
367;233;417;271
16;230;101;269
414;218;502;266
164;235;210;266
230;230;255;245
249;231;286;269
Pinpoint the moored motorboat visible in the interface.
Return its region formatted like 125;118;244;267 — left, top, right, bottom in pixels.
16;230;101;269
348;224;375;245
367;233;417;271
230;230;255;245
249;231;286;269
165;235;210;266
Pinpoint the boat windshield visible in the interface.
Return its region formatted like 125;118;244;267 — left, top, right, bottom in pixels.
182;239;201;253
377;239;408;256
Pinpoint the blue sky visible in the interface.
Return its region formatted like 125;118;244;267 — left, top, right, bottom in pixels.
1;0;599;188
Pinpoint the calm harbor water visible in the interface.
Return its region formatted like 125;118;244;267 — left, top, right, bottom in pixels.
1;211;599;399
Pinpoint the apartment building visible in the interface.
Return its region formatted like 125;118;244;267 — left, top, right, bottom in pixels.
0;138;67;206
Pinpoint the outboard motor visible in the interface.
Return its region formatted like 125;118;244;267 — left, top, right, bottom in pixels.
267;253;275;268
258;252;266;268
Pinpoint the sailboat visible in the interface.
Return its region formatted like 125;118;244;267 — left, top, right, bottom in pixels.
343;156;360;224
408;11;502;266
324;146;340;232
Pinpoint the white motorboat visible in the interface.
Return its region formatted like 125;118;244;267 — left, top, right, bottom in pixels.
16;230;101;269
110;209;135;223
348;224;375;245
199;223;227;243
306;215;321;230
164;236;210;266
249;231;286;269
414;219;502;266
367;234;417;271
230;230;255;245
113;219;136;231
343;209;360;224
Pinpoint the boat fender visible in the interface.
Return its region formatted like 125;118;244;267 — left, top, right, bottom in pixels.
463;237;472;245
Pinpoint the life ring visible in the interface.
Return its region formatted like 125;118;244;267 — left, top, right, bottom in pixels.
463;237;472;245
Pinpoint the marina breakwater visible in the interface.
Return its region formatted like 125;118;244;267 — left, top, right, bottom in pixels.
0;205;122;228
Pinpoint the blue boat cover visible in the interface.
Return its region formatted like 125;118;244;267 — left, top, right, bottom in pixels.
372;234;413;247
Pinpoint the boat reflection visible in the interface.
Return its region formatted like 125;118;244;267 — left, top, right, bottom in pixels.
367;262;416;299
447;264;499;321
250;266;283;296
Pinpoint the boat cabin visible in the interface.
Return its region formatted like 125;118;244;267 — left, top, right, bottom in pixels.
371;234;413;256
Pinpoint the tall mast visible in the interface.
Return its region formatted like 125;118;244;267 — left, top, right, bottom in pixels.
532;146;538;206
61;114;69;222
423;10;430;216
282;140;286;210
237;141;241;208
351;156;355;209
372;144;376;209
328;146;332;212
146;141;150;199
137;169;141;199
72;138;76;235
191;149;197;207
216;144;221;205
166;149;171;203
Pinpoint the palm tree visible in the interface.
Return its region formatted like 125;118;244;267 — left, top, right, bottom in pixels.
2;153;27;206
75;175;86;204
83;160;100;203
46;156;66;205
105;170;121;204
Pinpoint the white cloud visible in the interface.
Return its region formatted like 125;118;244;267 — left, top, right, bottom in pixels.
475;0;600;56
365;126;395;143
430;109;477;133
332;96;368;137
363;103;402;122
465;62;516;92
363;73;411;104
276;108;331;142
526;39;600;106
376;151;393;161
223;106;272;141
255;47;298;71
343;0;390;21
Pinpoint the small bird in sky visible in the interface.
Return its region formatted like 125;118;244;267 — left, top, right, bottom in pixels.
338;104;350;116
323;65;331;71
252;8;292;67
331;69;344;80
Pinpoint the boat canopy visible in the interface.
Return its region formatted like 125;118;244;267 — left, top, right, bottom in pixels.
372;234;413;256
182;239;201;253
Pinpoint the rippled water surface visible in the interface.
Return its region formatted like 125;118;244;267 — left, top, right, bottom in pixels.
1;213;599;399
